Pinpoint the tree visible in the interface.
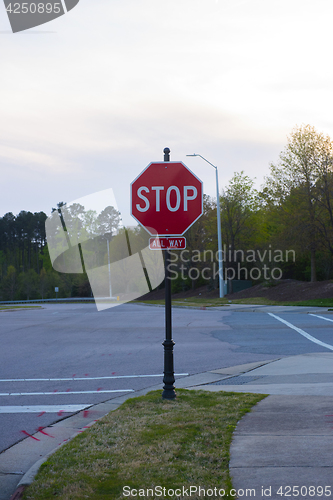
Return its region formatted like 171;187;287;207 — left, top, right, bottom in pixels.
0;250;5;280
1;265;18;301
312;141;333;258
179;195;216;290
34;211;47;274
39;268;49;299
1;213;16;255
220;171;260;280
19;269;38;300
263;124;333;282
97;206;121;240
16;211;35;271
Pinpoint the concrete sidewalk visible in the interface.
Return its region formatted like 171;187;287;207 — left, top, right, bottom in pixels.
188;353;333;499
2;353;333;499
230;395;333;500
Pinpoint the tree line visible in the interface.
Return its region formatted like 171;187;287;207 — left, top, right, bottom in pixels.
177;124;333;292
1;124;333;300
0;203;122;301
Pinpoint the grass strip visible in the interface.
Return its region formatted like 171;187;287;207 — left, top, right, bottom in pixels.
136;297;333;307
0;305;42;311
23;389;266;500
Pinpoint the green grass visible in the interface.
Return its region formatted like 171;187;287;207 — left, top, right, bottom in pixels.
221;297;333;307
136;297;333;308
0;305;42;311
135;298;229;307
286;298;333;307
23;389;266;500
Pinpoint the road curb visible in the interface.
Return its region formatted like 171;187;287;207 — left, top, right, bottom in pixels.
9;485;26;500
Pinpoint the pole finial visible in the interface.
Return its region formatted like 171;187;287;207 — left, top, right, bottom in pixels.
163;147;170;162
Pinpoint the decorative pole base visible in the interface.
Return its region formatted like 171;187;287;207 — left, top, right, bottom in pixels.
162;339;176;399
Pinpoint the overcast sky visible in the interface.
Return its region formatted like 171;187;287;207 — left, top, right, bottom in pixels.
1;0;333;226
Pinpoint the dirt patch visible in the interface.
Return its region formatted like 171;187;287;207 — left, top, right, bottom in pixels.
226;279;333;302
139;279;333;302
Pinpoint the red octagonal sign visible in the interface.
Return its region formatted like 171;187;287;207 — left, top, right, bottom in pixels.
131;162;203;236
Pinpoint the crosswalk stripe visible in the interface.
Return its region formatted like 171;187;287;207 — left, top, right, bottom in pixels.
0;373;188;382
0;405;91;413
0;389;134;396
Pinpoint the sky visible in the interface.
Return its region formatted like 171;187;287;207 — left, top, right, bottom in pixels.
1;0;333;226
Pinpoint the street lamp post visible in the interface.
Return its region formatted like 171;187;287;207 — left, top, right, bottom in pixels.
186;154;224;298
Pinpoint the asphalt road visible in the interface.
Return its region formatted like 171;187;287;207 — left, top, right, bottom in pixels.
0;303;332;454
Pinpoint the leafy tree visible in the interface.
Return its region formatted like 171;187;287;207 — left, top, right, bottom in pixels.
19;269;39;300
39;268;49;299
220;171;260;280
1;265;18;300
97;206;121;240
263;124;333;282
16;211;35;271
0;250;5;280
179;195;217;290
1;212;16;254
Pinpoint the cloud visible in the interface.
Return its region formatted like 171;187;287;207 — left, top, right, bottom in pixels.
0;143;77;173
1;0;333;219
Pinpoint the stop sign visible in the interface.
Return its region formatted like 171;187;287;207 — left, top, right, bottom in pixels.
131;161;203;236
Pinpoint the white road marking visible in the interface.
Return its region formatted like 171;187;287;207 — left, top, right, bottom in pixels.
309;314;333;323
0;373;188;383
0;390;134;396
0;405;90;413
268;312;333;351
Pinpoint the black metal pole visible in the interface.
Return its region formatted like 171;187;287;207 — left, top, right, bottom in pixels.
162;147;176;399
